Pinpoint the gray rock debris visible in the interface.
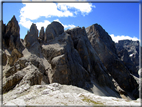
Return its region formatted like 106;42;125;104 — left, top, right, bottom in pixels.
3;83;141;106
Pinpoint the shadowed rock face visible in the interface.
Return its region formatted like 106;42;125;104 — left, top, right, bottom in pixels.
42;27;116;93
115;40;139;77
5;15;20;42
86;24;139;99
2;16;24;51
24;23;38;48
86;24;117;55
2;16;139;100
39;27;44;43
2;16;24;66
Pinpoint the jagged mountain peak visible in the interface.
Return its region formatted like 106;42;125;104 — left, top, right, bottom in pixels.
86;23;117;55
1;16;140;106
7;15;19;31
11;15;17;21
117;39;139;46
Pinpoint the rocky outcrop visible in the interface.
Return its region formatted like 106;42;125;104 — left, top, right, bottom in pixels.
86;24;139;99
116;41;140;99
2;16;140;103
2;53;51;92
2;16;24;52
116;46;138;77
24;24;42;57
8;48;23;66
42;26;118;96
2;15;24;69
65;27;116;88
3;64;42;93
44;21;64;42
4;15;19;48
115;40;139;76
86;24;117;55
3;20;119;98
24;23;38;48
38;27;45;43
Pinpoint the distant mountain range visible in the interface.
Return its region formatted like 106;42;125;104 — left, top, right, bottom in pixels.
116;40;140;77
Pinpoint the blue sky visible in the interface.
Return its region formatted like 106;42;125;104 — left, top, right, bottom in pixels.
1;0;141;43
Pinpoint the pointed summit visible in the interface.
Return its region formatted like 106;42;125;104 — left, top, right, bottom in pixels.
6;15;20;37
10;15;19;27
11;15;16;21
24;23;38;48
39;27;44;42
86;23;117;55
2;15;24;51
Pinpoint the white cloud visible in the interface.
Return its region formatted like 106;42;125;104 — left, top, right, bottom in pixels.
64;24;76;29
19;18;32;29
19;3;74;30
19;17;50;30
19;17;76;31
19;2;95;20
110;34;139;43
19;2;95;31
36;20;51;30
53;19;76;29
57;3;95;16
20;3;74;20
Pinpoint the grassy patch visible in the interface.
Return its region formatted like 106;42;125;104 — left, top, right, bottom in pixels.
81;96;104;106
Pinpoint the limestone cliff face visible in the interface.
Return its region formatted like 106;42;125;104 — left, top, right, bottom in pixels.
86;24;139;99
116;40;139;76
2;16;139;100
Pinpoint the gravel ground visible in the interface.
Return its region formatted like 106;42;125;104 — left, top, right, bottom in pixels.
2;83;141;106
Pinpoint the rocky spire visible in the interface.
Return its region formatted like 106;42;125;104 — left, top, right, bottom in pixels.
39;27;44;42
24;23;38;48
6;15;20;38
2;15;24;51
